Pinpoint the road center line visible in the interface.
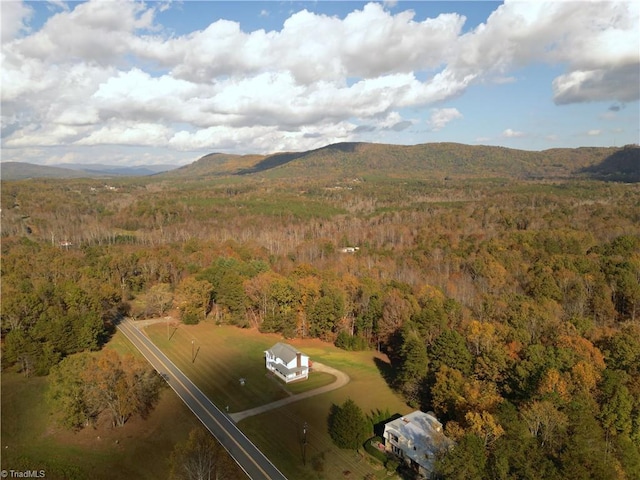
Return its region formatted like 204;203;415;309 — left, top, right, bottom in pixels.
117;320;285;480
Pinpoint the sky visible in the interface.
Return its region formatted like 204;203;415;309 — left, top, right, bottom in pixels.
1;1;639;167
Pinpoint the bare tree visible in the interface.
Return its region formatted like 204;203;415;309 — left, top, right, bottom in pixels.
170;427;245;480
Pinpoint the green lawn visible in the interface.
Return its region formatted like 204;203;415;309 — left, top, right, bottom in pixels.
286;371;335;394
0;331;204;480
147;322;293;412
144;321;411;479
1;324;410;480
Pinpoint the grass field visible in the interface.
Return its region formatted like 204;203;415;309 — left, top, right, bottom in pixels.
147;321;340;412
144;320;411;479
2;323;410;480
0;331;204;480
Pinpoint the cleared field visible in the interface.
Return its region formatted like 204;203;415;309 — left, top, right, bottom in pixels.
144;320;411;479
0;331;203;480
147;321;296;411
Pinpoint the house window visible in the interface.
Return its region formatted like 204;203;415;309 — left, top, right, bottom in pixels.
389;433;399;443
392;445;403;457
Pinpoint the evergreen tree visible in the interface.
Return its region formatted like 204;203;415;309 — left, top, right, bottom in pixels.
396;324;429;406
435;434;487;480
430;329;473;376
328;398;369;450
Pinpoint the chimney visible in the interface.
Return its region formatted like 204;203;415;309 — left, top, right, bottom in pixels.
296;352;301;367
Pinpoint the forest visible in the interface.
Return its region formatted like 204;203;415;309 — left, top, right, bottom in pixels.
1;142;640;479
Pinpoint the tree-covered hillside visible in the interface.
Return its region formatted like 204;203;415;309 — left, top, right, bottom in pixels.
2;147;639;479
160;142;639;181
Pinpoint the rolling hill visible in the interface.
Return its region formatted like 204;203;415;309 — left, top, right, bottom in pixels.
161;142;640;182
0;162;178;181
0;162;91;180
3;143;637;182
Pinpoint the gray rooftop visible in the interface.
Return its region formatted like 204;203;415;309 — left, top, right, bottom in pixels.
265;342;304;364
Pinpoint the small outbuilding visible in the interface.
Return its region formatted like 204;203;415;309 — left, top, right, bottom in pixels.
264;342;309;383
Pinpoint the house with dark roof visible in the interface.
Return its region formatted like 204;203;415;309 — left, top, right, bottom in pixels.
264;342;309;383
383;410;452;478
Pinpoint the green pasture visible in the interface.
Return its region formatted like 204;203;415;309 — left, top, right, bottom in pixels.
147;322;295;411
147;321;338;411
144;321;411;479
2;321;409;480
0;331;204;480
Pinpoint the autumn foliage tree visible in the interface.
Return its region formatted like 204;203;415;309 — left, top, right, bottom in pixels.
48;350;163;429
175;277;213;324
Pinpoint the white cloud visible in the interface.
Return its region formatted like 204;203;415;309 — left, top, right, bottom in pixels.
1;1;33;42
168;121;354;154
552;65;640;105
92;68;203;121
427;108;463;131
503;129;525;138
76;122;173;146
449;0;639;104
13;0;159;64
4;123;84;147
587;129;601;136
147;3;466;85
1;0;637;160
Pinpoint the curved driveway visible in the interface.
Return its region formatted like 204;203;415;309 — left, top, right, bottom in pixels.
230;362;350;422
117;318;287;480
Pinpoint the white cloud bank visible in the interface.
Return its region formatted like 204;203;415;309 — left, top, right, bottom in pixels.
428;108;463;131
503;129;525;138
1;0;638;164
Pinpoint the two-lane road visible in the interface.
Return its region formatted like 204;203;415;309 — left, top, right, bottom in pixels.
117;318;287;480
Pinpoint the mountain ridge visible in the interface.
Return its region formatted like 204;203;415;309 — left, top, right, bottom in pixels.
2;142;638;181
163;142;640;182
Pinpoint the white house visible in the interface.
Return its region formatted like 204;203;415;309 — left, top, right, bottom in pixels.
383;411;452;478
264;342;309;383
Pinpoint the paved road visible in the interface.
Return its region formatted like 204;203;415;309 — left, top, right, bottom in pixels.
116;318;287;480
230;362;350;422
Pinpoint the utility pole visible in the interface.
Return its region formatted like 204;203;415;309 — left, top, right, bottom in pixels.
302;422;308;466
192;339;195;363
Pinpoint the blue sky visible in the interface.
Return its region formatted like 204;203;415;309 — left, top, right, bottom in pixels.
1;1;638;166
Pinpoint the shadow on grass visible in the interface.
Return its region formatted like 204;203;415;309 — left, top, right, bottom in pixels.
168;325;179;341
192;346;201;363
373;356;397;391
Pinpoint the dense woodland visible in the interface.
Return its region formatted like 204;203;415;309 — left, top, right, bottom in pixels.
2;143;640;479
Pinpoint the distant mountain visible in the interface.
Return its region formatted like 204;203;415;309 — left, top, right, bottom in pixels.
62;163;178;176
1;162;90;180
160;142;639;182
5;143;636;182
1;162;179;180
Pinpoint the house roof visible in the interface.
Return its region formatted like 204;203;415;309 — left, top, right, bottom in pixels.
384;411;452;471
265;342;305;364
